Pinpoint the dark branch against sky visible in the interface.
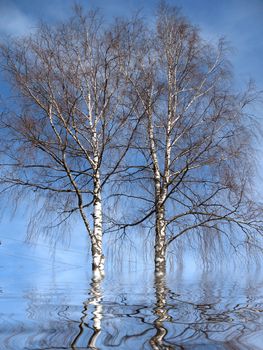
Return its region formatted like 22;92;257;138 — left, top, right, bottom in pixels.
0;0;262;87
0;0;262;254
0;0;263;270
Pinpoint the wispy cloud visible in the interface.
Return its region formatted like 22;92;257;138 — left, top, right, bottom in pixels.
0;1;35;37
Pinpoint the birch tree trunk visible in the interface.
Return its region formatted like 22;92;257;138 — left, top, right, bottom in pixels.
147;104;168;274
155;201;167;275
91;170;104;277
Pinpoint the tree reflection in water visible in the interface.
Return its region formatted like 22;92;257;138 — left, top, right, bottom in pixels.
148;267;263;350
150;267;173;350
71;273;103;349
1;267;263;349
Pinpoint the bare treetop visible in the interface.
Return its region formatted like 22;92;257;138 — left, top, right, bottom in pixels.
0;7;141;276
110;2;263;272
0;2;262;274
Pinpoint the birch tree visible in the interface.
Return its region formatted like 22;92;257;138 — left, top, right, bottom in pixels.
0;7;136;276
114;3;263;274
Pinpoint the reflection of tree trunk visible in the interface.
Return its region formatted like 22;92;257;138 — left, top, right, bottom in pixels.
150;262;172;350
71;273;103;349
88;273;103;349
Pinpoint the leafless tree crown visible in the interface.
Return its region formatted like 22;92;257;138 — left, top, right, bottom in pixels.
0;3;262;268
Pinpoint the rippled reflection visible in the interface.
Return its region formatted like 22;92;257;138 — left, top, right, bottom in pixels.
150;269;170;350
71;274;103;349
1;264;263;349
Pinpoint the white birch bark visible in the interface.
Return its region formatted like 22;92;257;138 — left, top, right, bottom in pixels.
91;170;104;278
147;102;168;274
154;204;167;274
91;121;104;277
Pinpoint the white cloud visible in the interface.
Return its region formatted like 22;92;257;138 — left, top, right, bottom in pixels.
0;1;35;37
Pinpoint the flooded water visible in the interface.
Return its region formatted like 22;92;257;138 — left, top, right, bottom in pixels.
1;235;263;349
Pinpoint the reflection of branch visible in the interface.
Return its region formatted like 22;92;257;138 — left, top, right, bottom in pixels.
71;274;103;349
70;302;88;349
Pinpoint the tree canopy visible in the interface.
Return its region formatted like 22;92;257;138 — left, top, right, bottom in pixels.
0;3;262;274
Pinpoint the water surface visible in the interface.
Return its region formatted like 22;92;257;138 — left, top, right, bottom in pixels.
1;237;263;349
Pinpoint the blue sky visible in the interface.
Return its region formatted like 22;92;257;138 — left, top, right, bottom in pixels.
0;0;262;87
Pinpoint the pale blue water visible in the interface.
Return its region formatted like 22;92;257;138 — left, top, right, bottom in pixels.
1;235;263;349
